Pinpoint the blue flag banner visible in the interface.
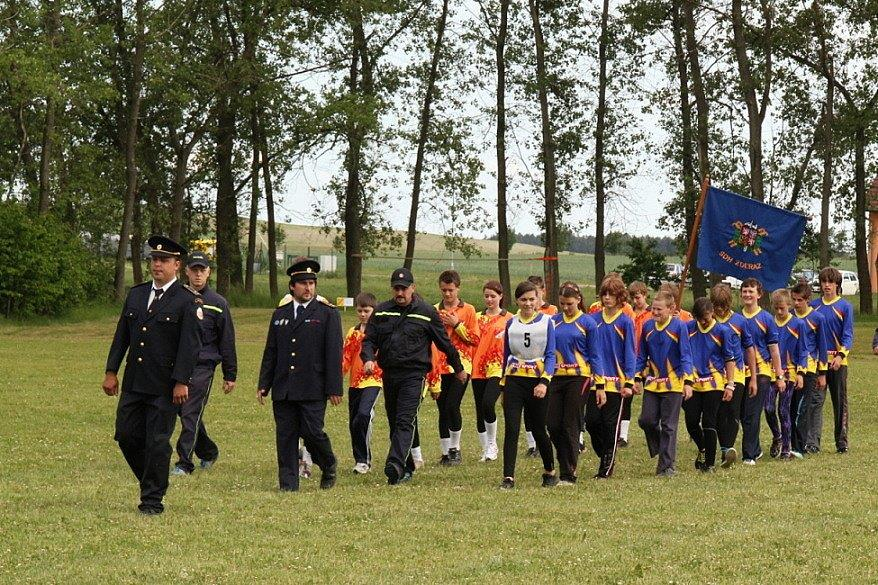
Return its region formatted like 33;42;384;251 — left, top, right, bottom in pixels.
696;186;807;291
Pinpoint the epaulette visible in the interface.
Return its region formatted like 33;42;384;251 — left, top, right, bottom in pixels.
316;294;334;307
183;284;202;296
131;281;152;289
278;293;293;307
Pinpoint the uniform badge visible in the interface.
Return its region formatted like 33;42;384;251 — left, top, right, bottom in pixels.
196;307;204;320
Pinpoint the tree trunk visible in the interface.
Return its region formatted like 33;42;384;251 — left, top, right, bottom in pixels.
131;189;143;283
496;0;511;306
403;0;449;270
170;138;187;243
529;0;559;306
259;124;278;299
244;107;261;294
683;0;710;181
593;0;609;289
37;0;59;215
113;0;145;302
854;126;872;314
214;92;239;296
819;67;833;267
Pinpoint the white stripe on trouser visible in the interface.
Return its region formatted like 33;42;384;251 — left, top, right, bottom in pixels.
185;373;215;463
606;398;625;474
366;404;375;466
405;379;425;467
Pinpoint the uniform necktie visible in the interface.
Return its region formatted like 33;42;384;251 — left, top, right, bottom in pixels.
148;288;164;312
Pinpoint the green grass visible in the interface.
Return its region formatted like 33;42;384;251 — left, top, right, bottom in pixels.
2;310;878;582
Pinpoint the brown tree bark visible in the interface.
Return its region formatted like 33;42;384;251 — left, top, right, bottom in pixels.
403;0;449;270
131;189;143;283
245;107;261;294
593;0;609;288
495;0;511;306
214;92;239;296
529;0;559;306
37;0;60;215
259;124;278;299
683;0;710;182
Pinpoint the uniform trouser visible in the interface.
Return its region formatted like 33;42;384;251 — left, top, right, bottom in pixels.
804;374;826;449
621;394;633;423
791;376;813;453
584;390;623;476
764;382;782;441
502;377;554;478
272;399;336;491
437;373;468;439
383;373;425;479
638;391;683;474
717;382;745;450
683;391;722;467
742;375;770;460
174;364;220;473
827;366;849;450
547;376;586;478
115;390;177;511
348;386;380;465
472;377;503;430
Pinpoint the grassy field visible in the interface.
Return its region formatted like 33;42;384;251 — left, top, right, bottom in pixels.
2;305;878;583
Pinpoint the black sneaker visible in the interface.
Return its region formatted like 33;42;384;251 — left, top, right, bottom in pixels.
499;477;515;490
721;447;737;469
695;450;705;471
319;464;337;490
770;438;782;458
617;437;629;448
837;446;848;454
439;454;451;466
526;447;539;458
542;473;559;487
397;471;413;484
779;452;793;461
700;465;716;474
384;463;401;485
448;448;462;466
138;504;163;516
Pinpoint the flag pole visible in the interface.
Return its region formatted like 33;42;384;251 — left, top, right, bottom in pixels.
676;176;710;308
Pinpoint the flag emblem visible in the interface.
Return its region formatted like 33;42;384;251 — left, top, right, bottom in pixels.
729;221;768;255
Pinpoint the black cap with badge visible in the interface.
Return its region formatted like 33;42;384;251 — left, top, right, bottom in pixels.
287;257;320;283
390;267;414;288
147;234;187;258
187;251;211;268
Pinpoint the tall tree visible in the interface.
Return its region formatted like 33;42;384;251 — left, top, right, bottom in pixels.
494;0;512;305
593;0;610;287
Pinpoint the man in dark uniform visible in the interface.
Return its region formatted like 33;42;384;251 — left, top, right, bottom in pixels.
362;267;466;485
172;251;237;475
257;257;343;491
102;235;202;515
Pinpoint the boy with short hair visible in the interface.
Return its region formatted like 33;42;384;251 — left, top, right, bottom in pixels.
770;289;809;460
342;292;383;473
790;281;828;454
809;267;854;453
618;280;652;447
739;277;785;465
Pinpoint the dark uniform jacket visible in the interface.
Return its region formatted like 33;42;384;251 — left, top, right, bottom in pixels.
195;286;237;381
258;297;343;401
106;280;203;396
361;296;463;376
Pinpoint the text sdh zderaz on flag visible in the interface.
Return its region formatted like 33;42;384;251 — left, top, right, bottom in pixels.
696;186;807;291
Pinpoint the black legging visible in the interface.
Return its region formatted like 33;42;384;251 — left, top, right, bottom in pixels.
717;382;745;450
502;376;554;478
683;391;722;467
584;390;623;476
472;377;502;431
547;376;586;478
437;373;468;439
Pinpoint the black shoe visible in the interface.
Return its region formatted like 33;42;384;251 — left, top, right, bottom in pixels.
526;447;539;458
695;450;705;471
770;438;782;458
320;464;337;490
836;446;848;454
279;486;299;492
617;437;629;448
200;454;219;470
542;473;559;487
448;448;462;466
779;452;793;460
499;477;515;490
138;504;163;515
439;454;451;466
700;465;716;473
397;471;413;484
385;463;401;485
579;442;586;453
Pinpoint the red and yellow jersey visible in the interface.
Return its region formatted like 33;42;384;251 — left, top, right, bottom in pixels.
472;309;513;380
426;301;480;395
633;308;653;352
343;326;382;389
588;301;635;320
539;302;558;316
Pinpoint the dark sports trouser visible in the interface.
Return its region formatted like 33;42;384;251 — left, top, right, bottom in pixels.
272;399;335;491
472;377;503;430
804;374;825;449
638;391;683;474
502;377;554;478
791;377;812;453
742;375;770;460
348;386;380;465
115;390;177;511
174;364;220;473
827;365;849;451
437;373;468;439
764;382;782;441
547;376;586;478
718;382;745;450
383;373;425;479
621;394;633;423
584;390;623;476
683;391;722;467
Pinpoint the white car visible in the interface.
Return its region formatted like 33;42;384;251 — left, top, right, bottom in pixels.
721;275;743;289
811;270;860;296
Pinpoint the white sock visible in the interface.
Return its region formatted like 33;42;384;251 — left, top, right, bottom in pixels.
620;420;630;441
440;437;450;455
526;431;536;449
486;421;498;445
450;430;462;450
579;431;584;444
411;446;423;461
301;446;312;465
478;431;488;451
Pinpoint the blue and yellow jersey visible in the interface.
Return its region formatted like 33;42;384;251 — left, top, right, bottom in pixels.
591;309;636;392
715;312;750;383
636;316;694;393
810;296;854;366
501;312;556;383
775;314;809;378
795;307;830;373
742;307;779;377
687;320;736;391
551;311;602;378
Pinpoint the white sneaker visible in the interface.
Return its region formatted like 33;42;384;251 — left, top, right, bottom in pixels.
413;457;425;470
299;461;312;478
352;462;371;474
479;450;488;462
485;443;499;461
742;458;756;466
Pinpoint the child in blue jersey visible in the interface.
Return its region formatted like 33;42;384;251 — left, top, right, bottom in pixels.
684;298;737;473
810;267;854;453
499;281;557;489
790;281;829;455
587;276;636;478
770;289;809;459
548;284;601;484
635;291;694;477
739;278;786;465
